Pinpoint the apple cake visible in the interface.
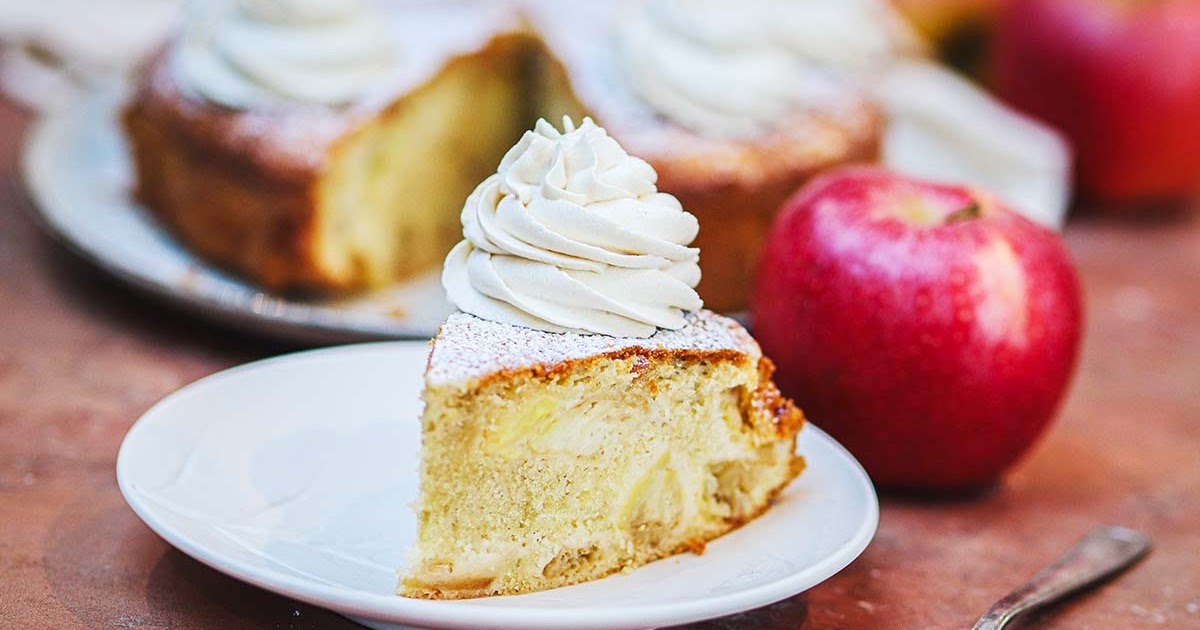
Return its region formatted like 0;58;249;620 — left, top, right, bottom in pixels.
122;0;897;309
401;114;805;598
402;310;805;599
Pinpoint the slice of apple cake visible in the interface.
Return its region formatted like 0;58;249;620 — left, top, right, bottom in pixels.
401;310;805;599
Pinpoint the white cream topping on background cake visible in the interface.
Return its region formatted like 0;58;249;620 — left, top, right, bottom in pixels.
879;60;1073;229
443;116;703;338
617;0;922;139
174;0;398;108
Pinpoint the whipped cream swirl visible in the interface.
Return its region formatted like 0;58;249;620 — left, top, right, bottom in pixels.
617;0;922;139
443;117;703;338
174;0;397;108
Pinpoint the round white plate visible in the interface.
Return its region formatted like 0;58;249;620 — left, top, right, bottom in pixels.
116;342;878;630
22;86;453;344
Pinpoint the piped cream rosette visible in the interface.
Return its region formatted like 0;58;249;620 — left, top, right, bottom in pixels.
617;0;921;139
175;0;398;108
443;117;703;338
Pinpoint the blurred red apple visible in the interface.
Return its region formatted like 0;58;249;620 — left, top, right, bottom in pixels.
753;168;1082;491
992;0;1200;203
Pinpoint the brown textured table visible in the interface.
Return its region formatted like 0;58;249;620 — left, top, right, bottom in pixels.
1;97;1197;630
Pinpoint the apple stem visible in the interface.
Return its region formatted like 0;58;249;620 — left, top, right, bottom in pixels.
946;202;982;223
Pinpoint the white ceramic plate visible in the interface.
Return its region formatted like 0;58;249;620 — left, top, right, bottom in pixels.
22;86;454;344
116;342;878;630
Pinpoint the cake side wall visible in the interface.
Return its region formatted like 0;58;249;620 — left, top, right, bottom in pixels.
121;84;331;292
651;120;883;312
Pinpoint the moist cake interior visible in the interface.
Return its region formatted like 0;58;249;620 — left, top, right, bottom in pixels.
402;312;805;599
312;36;530;288
314;33;601;291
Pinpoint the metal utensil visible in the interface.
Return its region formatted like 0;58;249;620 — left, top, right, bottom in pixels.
971;525;1152;629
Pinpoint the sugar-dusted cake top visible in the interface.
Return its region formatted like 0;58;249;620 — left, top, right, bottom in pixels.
426;309;759;388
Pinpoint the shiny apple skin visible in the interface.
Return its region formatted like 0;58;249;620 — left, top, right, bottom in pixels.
992;0;1200;203
752;168;1083;491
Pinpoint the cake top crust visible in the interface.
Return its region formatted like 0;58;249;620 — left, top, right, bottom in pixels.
426;309;760;388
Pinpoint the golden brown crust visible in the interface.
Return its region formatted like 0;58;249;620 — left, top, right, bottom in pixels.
435;343;747;398
426;320;805;441
424;313;805;426
750;357;807;439
122;78;332;291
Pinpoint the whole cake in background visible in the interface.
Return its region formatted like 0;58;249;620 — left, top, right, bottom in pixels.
122;0;922;311
402;116;806;599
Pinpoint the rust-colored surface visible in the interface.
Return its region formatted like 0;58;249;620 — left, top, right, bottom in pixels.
0;99;1197;629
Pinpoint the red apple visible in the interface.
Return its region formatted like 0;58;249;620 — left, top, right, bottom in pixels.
991;0;1200;203
753;167;1082;491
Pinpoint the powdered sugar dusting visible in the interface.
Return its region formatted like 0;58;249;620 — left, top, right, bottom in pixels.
426;309;760;388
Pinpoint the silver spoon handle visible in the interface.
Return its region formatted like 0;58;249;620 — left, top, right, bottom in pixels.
971;525;1151;630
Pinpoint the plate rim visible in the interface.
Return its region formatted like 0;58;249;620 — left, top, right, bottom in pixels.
116;341;879;630
20;86;442;344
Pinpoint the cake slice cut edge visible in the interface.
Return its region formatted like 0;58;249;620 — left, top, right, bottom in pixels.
400;310;806;599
